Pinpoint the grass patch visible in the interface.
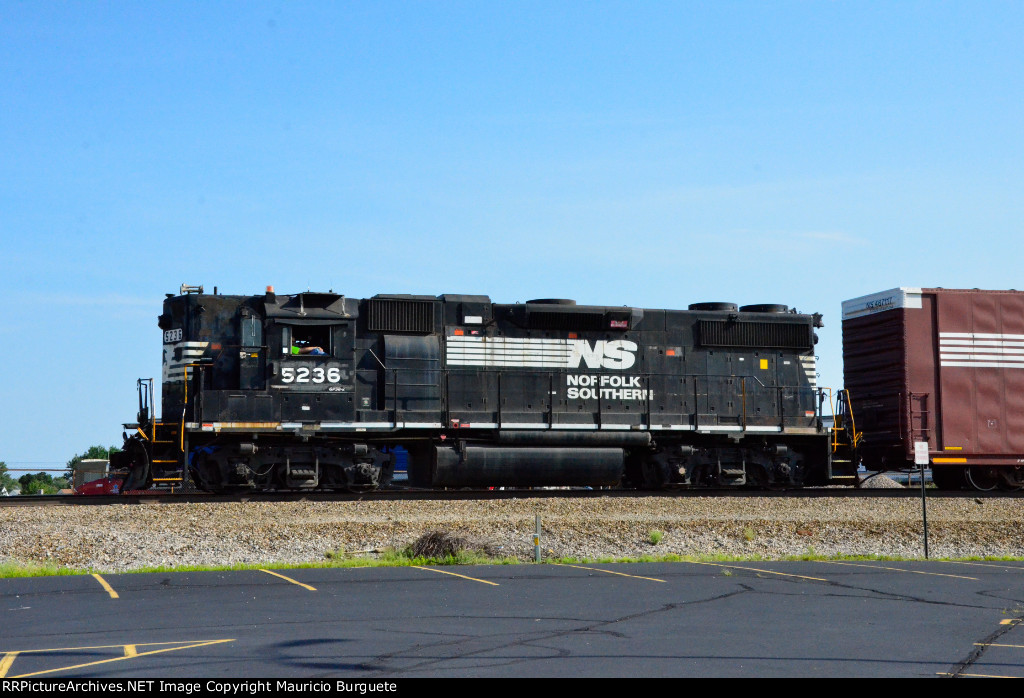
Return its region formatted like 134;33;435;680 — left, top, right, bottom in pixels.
3;541;1024;579
0;561;94;578
541;552;1024;565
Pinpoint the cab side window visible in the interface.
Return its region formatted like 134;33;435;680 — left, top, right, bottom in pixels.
285;326;331;357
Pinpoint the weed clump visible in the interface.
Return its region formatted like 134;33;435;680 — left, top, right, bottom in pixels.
324;547;348;560
410;531;472;558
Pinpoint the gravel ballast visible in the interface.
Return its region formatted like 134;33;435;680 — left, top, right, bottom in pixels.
2;495;1024;572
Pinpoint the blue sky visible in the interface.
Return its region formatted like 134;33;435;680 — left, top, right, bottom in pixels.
2;2;1022;472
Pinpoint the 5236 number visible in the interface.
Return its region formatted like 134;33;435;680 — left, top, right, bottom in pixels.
280;366;344;384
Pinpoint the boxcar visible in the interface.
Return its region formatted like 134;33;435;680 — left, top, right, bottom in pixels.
843;287;1024;490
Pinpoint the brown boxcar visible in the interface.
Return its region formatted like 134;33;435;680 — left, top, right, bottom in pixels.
842;287;1024;490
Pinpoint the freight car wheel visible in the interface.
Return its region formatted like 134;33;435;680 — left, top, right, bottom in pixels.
930;465;965;491
965;467;999;492
998;467;1024;491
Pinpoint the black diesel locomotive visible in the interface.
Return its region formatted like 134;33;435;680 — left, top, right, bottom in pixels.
113;285;857;492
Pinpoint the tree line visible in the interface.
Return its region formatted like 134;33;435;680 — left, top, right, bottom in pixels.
0;445;120;495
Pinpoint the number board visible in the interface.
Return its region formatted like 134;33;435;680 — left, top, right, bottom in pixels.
274;363;351;391
163;328;183;343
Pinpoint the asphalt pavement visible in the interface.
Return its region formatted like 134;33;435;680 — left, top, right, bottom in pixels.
3;560;1024;678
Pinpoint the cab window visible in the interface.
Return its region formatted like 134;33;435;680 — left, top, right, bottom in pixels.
285;326;330;357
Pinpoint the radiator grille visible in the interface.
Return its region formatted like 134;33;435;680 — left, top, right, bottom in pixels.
698;320;812;350
368;299;435;333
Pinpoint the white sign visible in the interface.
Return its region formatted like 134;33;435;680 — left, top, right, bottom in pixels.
914;441;930;465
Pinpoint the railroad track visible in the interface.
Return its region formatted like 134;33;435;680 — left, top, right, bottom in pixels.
1;486;1018;507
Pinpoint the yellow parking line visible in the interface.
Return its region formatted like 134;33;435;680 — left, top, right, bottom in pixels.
11;639;235;678
0;641;202;654
258;569;316;591
411;566;499;586
552;563;666;583
820;561;978;580
0;653;19;678
685;560;827;582
1003;619;1021;626
938;672;1022;678
91;574;119;599
977;643;1024;649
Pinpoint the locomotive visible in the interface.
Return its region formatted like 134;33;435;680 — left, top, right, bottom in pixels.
112;284;859;492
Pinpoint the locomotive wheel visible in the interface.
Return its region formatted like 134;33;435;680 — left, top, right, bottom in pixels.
191;451;226;493
640;460;669;490
965;466;999;492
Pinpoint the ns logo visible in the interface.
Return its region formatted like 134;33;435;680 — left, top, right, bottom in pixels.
567;340;638;370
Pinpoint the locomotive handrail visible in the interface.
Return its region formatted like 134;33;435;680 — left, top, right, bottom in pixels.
741;378;747;431
779;384;784;428
843;389;860;448
371;367;821;432
136;378;155;440
187;365;821;434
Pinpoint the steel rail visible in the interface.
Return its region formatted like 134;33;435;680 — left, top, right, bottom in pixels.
0;486;1018;507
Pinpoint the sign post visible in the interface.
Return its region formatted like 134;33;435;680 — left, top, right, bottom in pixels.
534;514;542;563
914;441;930;559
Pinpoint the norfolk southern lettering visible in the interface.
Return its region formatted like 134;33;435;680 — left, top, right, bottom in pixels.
566;374;653;401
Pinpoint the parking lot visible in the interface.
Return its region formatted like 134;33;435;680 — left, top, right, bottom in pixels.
4;559;1024;677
